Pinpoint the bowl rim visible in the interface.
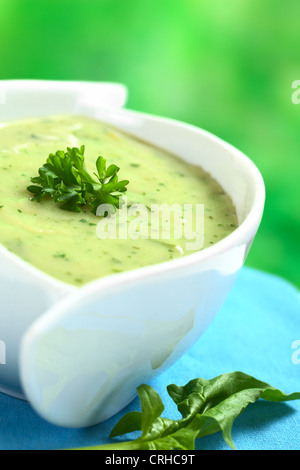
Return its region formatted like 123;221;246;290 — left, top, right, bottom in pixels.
0;79;266;293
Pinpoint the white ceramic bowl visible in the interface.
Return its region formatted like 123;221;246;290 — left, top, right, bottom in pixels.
0;80;265;427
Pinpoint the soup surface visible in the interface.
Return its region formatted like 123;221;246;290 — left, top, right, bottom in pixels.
0;115;238;285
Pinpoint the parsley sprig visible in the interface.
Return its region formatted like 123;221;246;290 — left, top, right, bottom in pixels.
27;146;129;215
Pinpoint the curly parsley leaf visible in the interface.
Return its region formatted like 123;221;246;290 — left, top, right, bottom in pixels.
76;371;300;450
27;146;129;215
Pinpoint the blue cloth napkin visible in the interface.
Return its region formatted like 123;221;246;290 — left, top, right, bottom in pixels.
0;266;299;450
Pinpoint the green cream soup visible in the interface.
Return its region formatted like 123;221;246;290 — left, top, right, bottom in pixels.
0;115;238;286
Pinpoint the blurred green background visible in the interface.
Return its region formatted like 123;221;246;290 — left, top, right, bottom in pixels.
0;0;299;287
